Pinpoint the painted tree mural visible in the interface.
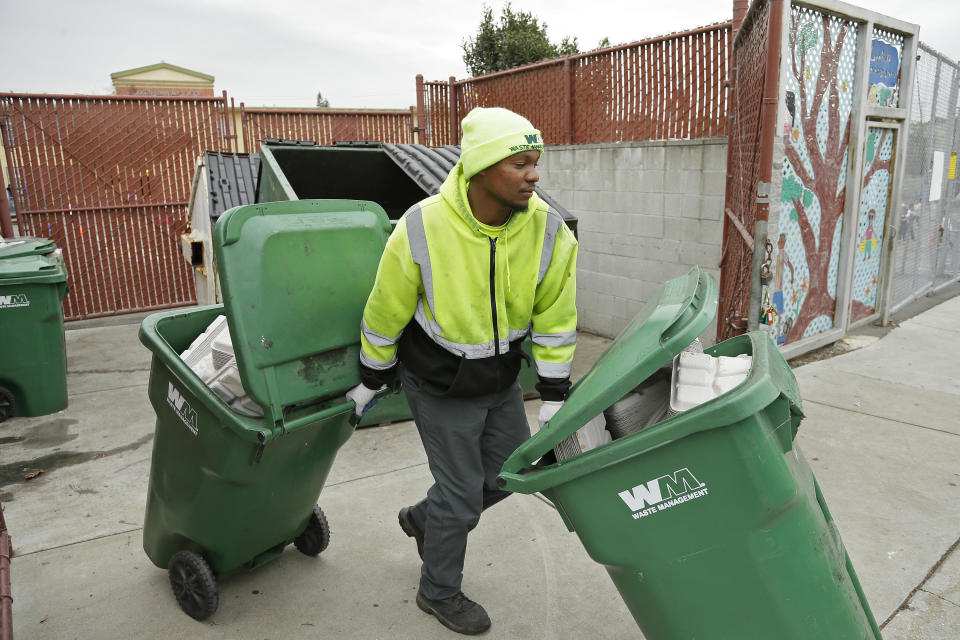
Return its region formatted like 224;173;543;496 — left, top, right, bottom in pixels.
850;127;894;322
776;8;859;343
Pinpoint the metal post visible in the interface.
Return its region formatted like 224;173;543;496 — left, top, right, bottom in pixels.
448;76;459;146
563;58;574;144
0;171;12;239
220;90;231;152
240;102;248;154
717;4;740;342
732;0;749;39
0;501;12;640
0;119;15;238
230;96;237;153
748;0;784;331
415;74;426;145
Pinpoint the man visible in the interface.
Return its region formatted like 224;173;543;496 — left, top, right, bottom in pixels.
347;106;578;635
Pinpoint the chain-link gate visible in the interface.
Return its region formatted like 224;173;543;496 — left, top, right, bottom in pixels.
889;43;960;313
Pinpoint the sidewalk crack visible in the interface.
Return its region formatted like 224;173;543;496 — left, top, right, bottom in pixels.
918;587;960;609
67;368;150;374
804;399;959;438
880;535;960;629
325;461;428;487
11;526;143;558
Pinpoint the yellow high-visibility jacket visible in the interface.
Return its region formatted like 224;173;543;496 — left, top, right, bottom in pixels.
359;161;578;400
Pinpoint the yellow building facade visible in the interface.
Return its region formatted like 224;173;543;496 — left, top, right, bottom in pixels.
111;62;215;97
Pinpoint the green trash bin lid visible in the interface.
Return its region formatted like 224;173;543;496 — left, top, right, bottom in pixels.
213;199;392;427
0;237;57;259
506;266;718;470
0;253;68;285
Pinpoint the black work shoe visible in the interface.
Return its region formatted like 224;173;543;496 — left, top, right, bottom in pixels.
416;591;491;635
398;506;425;560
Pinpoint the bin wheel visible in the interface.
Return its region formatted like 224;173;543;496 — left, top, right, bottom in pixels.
0;387;13;423
294;504;330;556
168;549;219;621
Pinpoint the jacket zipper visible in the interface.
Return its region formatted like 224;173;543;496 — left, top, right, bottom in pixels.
489;237;500;356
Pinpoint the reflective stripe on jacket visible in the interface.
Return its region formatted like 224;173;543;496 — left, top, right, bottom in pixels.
359;161;577;398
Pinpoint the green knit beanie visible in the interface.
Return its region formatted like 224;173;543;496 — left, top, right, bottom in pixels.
460;107;543;180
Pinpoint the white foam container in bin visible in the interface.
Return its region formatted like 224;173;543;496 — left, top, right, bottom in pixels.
179;315;229;381
670;352;752;413
179;315;263;416
211;328;234;370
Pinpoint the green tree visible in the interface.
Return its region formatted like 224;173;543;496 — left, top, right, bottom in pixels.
462;3;580;76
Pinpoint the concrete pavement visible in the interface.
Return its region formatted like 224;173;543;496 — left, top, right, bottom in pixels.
2;295;959;639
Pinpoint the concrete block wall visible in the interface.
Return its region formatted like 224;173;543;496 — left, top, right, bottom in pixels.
538;138;727;343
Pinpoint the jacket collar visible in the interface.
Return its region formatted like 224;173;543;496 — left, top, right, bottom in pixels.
439;161;540;236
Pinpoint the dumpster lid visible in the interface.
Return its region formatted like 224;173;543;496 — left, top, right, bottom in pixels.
205;151;260;223
514;267;717;462
0;253;68;284
213;199;392;427
0;237;57;259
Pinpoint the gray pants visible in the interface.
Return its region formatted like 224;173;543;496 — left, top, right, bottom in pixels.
401;368;531;600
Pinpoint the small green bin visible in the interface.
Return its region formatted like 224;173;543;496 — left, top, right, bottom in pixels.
140;199;395;620
498;267;880;640
0;247;68;421
0;237;58;260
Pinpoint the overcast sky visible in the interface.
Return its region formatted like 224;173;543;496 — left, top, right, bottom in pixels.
1;0;957;109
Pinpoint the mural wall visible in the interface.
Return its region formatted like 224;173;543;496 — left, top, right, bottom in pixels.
766;5;860;344
851;127;896;322
868;28;904;108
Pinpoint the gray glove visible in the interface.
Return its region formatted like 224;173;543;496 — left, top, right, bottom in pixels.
538;400;563;429
346;383;379;417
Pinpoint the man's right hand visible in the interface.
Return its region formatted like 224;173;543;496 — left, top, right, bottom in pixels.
346;383;379;417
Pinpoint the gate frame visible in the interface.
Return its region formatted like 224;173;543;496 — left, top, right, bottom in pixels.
760;0;918;359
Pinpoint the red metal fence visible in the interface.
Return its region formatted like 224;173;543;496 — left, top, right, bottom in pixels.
240;106;415;153
1;20;737;322
417;21;731;147
0;93;235;320
716;0;783;342
0;94;418;320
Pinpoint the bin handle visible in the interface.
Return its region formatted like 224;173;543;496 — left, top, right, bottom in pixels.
280;384;397;434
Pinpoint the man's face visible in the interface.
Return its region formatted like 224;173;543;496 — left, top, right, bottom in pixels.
474;150;541;212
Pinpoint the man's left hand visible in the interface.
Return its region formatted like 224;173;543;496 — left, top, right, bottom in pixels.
538;400;563;428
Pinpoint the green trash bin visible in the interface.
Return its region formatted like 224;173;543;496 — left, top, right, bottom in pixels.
0;236;58;260
498;267;880;640
0;251;69;421
140;199;395;620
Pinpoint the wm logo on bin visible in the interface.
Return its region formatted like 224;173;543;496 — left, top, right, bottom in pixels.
167;382;199;436
0;294;29;309
618;468;709;520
